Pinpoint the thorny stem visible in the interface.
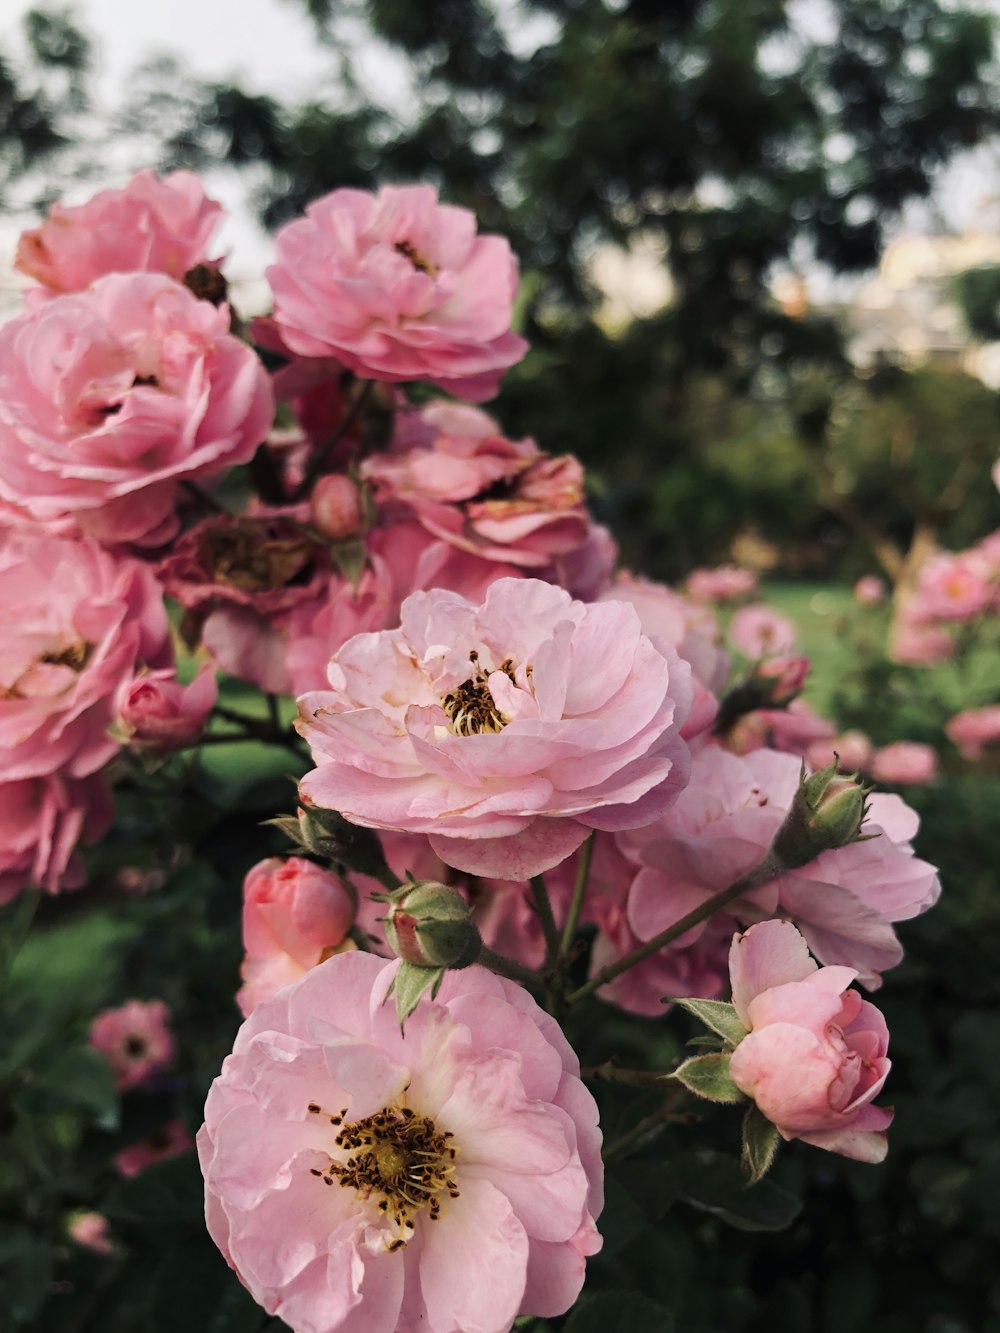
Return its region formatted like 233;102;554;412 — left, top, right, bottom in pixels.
529;874;561;968
565;849;786;1005
479;947;546;989
293;379;376;501
208;704;306;756
560;833;594;956
581;1057;678;1088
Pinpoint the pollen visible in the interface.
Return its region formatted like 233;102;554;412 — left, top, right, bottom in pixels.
441;653;516;737
308;1102;460;1248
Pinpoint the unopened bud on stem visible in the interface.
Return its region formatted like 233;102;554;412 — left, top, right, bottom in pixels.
380;880;482;970
772;760;871;868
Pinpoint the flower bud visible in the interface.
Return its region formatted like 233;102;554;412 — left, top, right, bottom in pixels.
381;880;482;970
772;761;870;868
310;474;365;541
755;654;810;706
282;802;395;885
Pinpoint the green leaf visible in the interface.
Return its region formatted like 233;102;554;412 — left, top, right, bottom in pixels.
383;962;444;1029
0;893;39;994
672;997;749;1046
676;1150;802;1232
0;1223;53;1323
563;1290;674;1333
672;1053;746;1103
741;1103;781;1184
18;1046;119;1131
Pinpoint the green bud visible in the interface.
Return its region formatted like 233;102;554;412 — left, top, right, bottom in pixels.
772;761;871;868
381;881;482;970
273;802;396;886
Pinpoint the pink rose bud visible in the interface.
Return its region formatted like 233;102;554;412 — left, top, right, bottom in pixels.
116;666;217;750
854;575;887;605
756;654;810;705
870;741;937;786
67;1211;113;1254
380;880;482;970
772;761;870;867
89;999;175;1090
238;856;358;1016
728;921;892;1163
310;474;365;540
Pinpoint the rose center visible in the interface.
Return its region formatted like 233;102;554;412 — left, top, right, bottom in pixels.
308;1102;459;1250
394;239;438;277
40;640;93;672
441;652;515;736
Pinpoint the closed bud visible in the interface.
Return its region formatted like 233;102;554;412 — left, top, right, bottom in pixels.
381;880;482;970
755;654;810;706
278;802;395;886
772;761;871;868
311;474;365;541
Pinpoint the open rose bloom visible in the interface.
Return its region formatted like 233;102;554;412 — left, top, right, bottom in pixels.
199;951;603;1333
298;577;693;879
728;921;893;1162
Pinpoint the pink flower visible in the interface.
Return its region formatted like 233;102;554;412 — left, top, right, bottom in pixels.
283;557;397;696
0;773;112;904
67;1211;113;1254
912;552;993;624
870;741;937;786
116;666;217;750
311;475;365;541
726;698;835;759
297;578;693;880
89;999;176;1090
364;404;594;569
0;531;169;780
623;747;940;988
755;654;810;705
267;184;528;400
854;575;887;605
115;1119;194;1178
890;617;955;666
805;730;874;775
686;566;758;604
15;170;223;294
199;950;603;1332
728;920;892;1162
0;274;273;544
728;604;796;659
238;857;358;1016
946;705;1000;760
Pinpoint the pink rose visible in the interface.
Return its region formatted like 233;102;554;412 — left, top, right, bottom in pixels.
726;698;835;759
854;575;887;605
89;998;176;1090
15;170;223;294
282;556;397;696
728;604;796;659
624;747;940;988
946;705;1000;760
116;666;217;749
0;773;112;904
199;951;603;1331
0;273;273;544
0;531;169;780
114;1119;193;1178
297;578;693;880
238;857;357;1016
267;184;528;400
755;654;810;705
805;730;874;775
911;551;993;624
728;920;892;1162
364;403;594;569
870;741;938;786
890;616;955;665
686;566;758;604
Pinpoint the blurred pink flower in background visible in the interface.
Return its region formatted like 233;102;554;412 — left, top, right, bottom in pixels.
67;1211;113;1255
297;578;693;880
0;531;169;781
805;730;874;775
891;616;955;665
16;170;223;294
686;565;758;603
854;575;887;605
911;551;993;624
267;184;528;400
0;773;112;903
89;998;176;1090
115;1119;193;1178
946;705;1000;760
0;274;273;544
199;950;603;1332
728;920;892;1162
870;741;938;786
238;856;357;1016
116;666;217;750
728;604;797;659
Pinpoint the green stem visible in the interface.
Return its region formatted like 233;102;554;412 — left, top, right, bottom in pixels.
479;947;546;989
566;849;786;1005
529;874;561;966
581;1058;676;1088
293;379;375;501
560;832;594;955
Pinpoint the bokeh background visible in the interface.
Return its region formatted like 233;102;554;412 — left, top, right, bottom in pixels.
1;2;999;1330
